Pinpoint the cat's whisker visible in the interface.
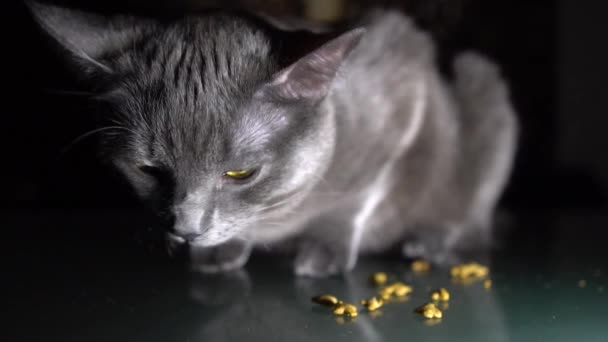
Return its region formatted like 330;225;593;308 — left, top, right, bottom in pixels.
57;126;134;158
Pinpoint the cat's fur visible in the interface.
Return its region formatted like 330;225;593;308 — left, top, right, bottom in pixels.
29;2;518;277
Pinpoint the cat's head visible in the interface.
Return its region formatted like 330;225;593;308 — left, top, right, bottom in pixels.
29;2;364;246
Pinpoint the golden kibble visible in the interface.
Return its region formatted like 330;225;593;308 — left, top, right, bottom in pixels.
361;296;384;311
379;285;396;300
344;304;358;317
370;272;388;286
415;303;443;319
332;302;358;317
312;294;339;307
332;303;346;315
411;259;431;273
379;282;412;300
484;279;492;290
430;288;450;302
393;282;413;297
423;309;435;319
450;262;489;281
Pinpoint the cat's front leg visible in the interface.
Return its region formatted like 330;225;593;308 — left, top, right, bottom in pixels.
294;239;353;277
190;238;252;273
293;217;358;277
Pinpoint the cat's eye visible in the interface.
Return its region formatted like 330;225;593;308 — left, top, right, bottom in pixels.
138;165;163;178
224;169;256;181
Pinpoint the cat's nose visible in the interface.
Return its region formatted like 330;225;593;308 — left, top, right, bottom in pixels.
170;222;203;242
171;207;205;241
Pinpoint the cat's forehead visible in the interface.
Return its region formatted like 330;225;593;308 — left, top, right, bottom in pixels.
112;16;283;156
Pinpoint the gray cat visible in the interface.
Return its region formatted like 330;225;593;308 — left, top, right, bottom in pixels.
29;2;518;277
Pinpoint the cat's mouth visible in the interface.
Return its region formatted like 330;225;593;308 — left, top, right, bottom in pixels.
167;231;231;248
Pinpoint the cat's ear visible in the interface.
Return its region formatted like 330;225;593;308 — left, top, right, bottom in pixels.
27;1;145;76
270;28;365;102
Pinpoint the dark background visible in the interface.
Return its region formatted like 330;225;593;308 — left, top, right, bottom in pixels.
1;0;606;214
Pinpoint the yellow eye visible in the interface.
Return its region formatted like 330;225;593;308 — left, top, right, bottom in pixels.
224;169;255;180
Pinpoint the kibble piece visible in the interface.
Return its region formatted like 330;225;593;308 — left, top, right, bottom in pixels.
361;296;384;311
450;262;489;280
484;279;492;290
312;294;339;306
344;304;358;317
379;282;412;299
379;285;396;300
393;282;413;297
370;272;388;286
430;288;450;302
332;303;346;315
411;260;431;273
415;303;443;319
332;302;358;317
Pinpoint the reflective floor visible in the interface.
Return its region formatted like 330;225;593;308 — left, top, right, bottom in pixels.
6;212;608;342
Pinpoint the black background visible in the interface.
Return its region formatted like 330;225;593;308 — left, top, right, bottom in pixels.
1;0;606;214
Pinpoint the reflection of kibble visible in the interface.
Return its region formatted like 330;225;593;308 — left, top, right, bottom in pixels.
411;259;431;272
415;303;443;319
361;296;384;311
312;294;339;306
370;272;388;286
450;262;489;280
430;288;450;302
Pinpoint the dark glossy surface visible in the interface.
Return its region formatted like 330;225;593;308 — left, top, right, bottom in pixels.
6;212;608;342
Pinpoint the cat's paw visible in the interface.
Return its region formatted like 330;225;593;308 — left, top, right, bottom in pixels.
402;239;461;265
294;240;352;277
402;227;466;265
190;239;252;273
402;225;491;266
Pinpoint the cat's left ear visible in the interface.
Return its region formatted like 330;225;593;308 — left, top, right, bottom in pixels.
270;28;365;102
27;1;147;76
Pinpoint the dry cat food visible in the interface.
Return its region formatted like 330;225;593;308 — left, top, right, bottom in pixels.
430;288;450;302
312;261;495;323
411;259;431;272
450;262;489;280
379;282;413;300
370;272;388;286
312;294;340;306
333;302;359;317
312;294;358;317
361;296;384;311
415;303;443;319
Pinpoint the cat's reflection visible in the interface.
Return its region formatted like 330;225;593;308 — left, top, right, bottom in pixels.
184;258;509;342
186;262;383;342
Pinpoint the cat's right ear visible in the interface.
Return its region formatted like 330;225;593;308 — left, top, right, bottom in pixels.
27;1;144;76
269;28;365;103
